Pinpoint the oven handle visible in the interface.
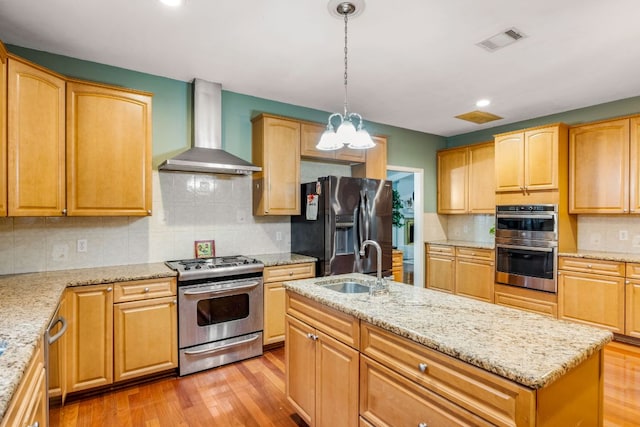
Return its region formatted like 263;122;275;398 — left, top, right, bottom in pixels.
496;243;554;252
182;281;261;296
183;334;260;355
496;214;556;220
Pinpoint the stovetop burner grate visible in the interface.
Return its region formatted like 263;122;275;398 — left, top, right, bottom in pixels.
165;255;264;281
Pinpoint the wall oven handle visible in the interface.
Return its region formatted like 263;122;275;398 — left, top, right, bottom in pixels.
182;281;261;296
496;244;554;252
47;316;67;345
183;334;260;355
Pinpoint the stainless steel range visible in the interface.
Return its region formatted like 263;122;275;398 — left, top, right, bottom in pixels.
165;255;264;376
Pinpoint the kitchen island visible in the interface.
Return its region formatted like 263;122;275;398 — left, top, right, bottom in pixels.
283;274;613;427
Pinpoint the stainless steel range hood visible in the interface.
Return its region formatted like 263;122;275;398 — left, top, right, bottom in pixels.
159;79;261;175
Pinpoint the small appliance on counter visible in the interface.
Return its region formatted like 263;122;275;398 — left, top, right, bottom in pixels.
165;255;264;376
291;176;393;278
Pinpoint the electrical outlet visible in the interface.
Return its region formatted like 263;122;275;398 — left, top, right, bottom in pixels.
463;225;469;233
77;239;87;252
276;231;283;241
619;230;629;241
633;235;640;248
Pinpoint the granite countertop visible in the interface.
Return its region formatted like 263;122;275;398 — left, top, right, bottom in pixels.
426;239;495;250
559;250;640;263
252;252;317;267
283;274;612;390
0;263;176;422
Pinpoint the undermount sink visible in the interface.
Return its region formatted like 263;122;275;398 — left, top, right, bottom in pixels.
318;280;369;294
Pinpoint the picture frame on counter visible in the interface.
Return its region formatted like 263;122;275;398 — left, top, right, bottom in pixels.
195;240;215;258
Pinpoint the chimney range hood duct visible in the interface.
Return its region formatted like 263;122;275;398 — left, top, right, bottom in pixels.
159;79;261;175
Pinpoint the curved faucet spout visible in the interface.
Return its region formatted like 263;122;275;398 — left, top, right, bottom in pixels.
359;239;382;280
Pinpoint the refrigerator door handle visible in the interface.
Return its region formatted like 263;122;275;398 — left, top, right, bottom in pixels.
357;190;366;252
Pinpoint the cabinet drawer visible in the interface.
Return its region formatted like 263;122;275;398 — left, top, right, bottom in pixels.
494;284;557;318
626;262;640;279
456;246;494;260
360;355;493;427
286;292;359;349
427;244;455;256
558;257;624;276
264;262;315;283
113;277;176;303
360;322;534;427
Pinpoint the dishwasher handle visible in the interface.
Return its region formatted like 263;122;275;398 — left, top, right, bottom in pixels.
47;316;67;345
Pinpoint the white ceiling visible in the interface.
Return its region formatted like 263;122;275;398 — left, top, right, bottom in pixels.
1;0;640;137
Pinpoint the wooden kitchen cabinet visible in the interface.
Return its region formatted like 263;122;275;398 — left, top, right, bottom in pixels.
66;278;177;394
7;55;66;216
426;244;455;293
437;142;494;214
391;249;403;282
252;114;301;216
263;262;315;346
494;283;558;318
0;41;7;217
285;293;360;427
352;136;388;180
454;247;494;303
569;117;640;214
0;339;47;427
66;80;152;216
495;124;567;197
625;263;640;338
558;257;625;333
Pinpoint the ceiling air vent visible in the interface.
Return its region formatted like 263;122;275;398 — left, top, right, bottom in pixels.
477;27;526;52
455;110;503;125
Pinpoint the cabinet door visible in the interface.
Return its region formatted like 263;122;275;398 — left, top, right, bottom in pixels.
66;81;152;216
426;255;455;293
7;57;66;216
285;314;316;425
626;280;640;338
494;132;524;192
264;282;286;345
558;271;625;333
301;122;334;160
437;147;467;213
629;117;640;214
0;43;7;217
524;126;558;190
455;257;494;303
316;330;359;427
570;119;630;213
114;296;177;382
66;285;114;393
354;136;387;180
468;142;495;213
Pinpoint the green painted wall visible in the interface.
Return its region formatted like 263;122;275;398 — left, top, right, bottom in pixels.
6;44;446;212
446;96;640;147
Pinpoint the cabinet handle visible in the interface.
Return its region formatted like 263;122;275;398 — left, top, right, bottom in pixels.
419;423;428;427
306;333;318;341
418;363;428;373
107;287;113;292
144;287;150;293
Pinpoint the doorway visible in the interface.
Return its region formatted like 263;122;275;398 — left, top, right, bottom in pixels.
387;166;424;287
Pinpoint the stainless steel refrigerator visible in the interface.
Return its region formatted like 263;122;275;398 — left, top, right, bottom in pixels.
291;176;392;277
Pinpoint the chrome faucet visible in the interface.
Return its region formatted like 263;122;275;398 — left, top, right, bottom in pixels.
359;239;382;280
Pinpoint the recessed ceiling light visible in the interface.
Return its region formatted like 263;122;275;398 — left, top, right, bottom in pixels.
159;0;183;7
476;99;491;108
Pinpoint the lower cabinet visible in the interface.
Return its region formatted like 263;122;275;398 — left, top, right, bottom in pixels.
626;264;640;338
494;283;558;318
454;247;494;303
0;339;47;427
263;262;315;346
66;278;177;394
285;293;360;427
426;244;455;292
391;250;403;283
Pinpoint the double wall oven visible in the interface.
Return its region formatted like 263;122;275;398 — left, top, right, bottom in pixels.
495;205;558;293
166;256;264;376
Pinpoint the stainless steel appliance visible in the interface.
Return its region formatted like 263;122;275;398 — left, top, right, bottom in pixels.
165;256;264;376
495;205;558;293
291;176;393;277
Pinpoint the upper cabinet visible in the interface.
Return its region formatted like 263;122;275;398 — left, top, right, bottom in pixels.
495;124;567;201
569;117;640;214
66;80;152;216
351;135;388;180
437;141;494;214
7;56;66;216
0;42;7;216
252;114;301;216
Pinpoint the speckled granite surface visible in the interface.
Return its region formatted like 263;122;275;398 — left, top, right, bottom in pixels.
0;263;176;423
559;250;640;263
426;239;495;250
252;252;317;267
283;274;612;390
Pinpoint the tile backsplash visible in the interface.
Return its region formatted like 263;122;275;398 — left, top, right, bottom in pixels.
0;171;290;275
577;215;640;253
446;214;495;243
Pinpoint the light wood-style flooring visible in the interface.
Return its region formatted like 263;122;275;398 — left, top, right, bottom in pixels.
51;342;640;426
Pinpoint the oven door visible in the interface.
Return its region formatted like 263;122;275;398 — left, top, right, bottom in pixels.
178;278;263;349
495;209;557;241
495;242;557;293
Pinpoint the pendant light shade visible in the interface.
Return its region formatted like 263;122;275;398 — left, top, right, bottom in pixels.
316;1;375;151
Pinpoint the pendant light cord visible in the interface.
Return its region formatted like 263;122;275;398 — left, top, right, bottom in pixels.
343;11;349;118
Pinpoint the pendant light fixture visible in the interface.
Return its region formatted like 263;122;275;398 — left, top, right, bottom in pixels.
316;1;375;151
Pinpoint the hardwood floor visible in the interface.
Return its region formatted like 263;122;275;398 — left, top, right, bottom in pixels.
52;342;640;426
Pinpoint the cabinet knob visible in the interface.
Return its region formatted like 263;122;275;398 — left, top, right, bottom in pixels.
147;210;152;215
62;209;67;215
624;209;628;212
306;333;318;341
587;264;592;269
144;287;150;293
289;272;294;276
28;422;39;427
419;423;428;427
418;363;428;373
173;299;177;304
107;287;113;292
